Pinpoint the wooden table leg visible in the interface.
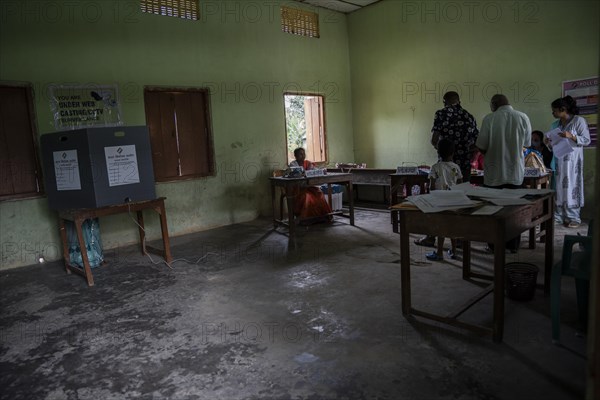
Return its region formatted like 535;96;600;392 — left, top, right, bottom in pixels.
74;218;95;287
137;210;146;255
286;192;296;238
271;183;277;228
399;212;411;316
392;210;399;234
420;181;427;195
348;181;354;225
529;227;536;249
390;178;400;224
390;181;399;207
544;201;554;295
462;240;471;280
158;201;172;263
327;183;333;209
58;218;70;274
492;235;506;343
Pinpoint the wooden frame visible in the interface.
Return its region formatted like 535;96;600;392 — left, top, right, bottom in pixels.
58;197;173;287
283;92;329;164
144;86;215;182
0;82;44;201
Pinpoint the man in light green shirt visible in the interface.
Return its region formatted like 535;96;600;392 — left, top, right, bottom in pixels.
476;94;532;253
476;94;532;188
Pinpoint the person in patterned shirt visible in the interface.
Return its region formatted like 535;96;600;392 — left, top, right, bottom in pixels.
415;91;479;248
430;91;479;181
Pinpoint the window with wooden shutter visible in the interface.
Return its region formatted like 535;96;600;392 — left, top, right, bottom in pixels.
284;94;327;163
140;0;199;21
144;88;214;182
281;6;319;38
0;84;44;200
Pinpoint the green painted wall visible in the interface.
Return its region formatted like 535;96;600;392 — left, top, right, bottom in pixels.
0;0;354;269
348;0;599;217
2;0;599;269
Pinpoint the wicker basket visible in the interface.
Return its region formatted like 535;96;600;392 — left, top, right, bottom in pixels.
505;262;539;301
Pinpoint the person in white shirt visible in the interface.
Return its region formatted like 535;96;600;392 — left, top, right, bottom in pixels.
429;139;463;190
476;94;532;188
425;139;463;261
476;94;532;252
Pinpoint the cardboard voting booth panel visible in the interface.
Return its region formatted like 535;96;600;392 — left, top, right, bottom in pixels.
41;126;156;210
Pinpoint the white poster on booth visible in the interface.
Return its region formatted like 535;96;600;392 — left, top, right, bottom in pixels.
104;145;140;187
53;150;82;191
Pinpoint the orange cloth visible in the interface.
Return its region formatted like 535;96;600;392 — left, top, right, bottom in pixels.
289;159;332;223
293;186;332;222
302;160;313;170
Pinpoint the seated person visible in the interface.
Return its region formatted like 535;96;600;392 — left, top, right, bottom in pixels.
425;139;463;261
289;147;314;170
288;148;332;224
528;130;553;169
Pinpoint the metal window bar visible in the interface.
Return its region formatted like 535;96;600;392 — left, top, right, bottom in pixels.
140;0;199;21
281;6;319;38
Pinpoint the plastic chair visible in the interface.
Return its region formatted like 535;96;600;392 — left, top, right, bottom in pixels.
551;221;593;343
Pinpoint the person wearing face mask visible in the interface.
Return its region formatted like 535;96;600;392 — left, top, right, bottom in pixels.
529;130;553;169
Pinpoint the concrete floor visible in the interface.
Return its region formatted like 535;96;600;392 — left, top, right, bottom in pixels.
0;209;590;400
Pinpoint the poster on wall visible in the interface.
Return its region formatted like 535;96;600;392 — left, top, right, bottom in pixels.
561;77;598;146
49;85;123;131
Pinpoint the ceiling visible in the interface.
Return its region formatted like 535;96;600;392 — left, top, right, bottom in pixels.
292;0;383;14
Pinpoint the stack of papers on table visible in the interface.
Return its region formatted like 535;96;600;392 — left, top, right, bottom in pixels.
405;183;553;213
407;190;479;213
450;182;553;205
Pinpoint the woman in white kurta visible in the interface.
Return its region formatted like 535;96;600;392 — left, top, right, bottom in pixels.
548;96;591;228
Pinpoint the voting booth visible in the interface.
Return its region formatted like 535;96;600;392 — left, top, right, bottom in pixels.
41;126;156;210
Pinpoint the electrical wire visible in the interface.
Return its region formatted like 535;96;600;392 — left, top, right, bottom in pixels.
126;203;220;269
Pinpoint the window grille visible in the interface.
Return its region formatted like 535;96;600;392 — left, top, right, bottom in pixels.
281;6;319;38
141;0;199;21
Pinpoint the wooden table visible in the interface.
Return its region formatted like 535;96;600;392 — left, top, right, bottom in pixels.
390;174;430;232
390;173;430;205
469;172;551;189
327;168;395;204
269;173;354;238
394;193;554;342
470;172;552;248
58;197;172;286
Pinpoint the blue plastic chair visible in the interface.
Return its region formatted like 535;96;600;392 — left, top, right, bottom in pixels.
550;222;593;343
